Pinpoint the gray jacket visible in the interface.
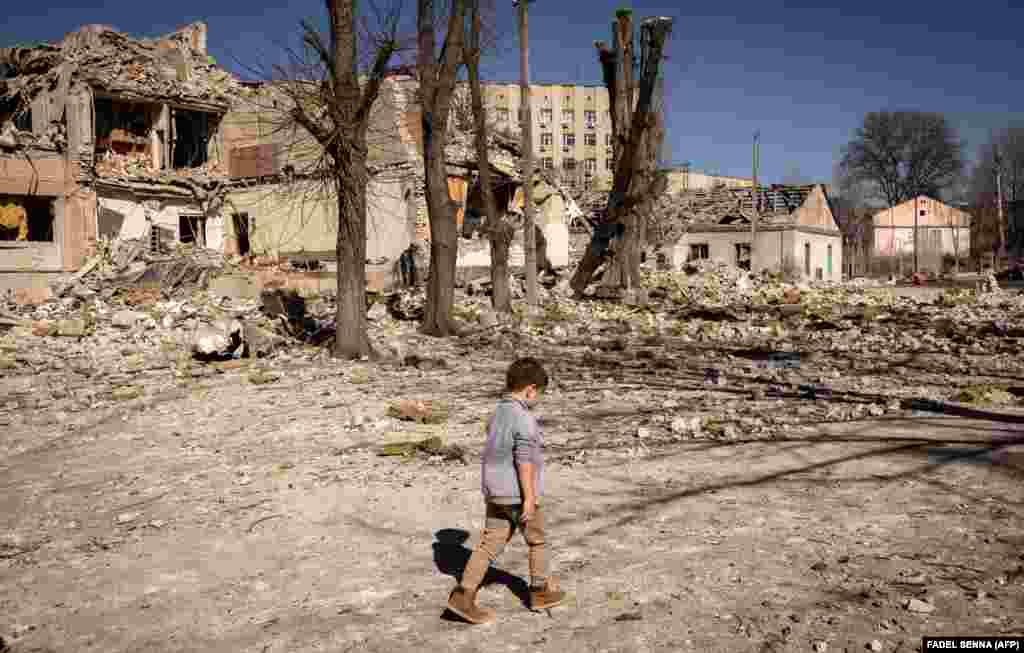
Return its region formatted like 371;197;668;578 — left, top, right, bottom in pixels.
481;399;544;504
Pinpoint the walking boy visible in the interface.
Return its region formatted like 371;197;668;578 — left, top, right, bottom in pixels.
446;358;565;624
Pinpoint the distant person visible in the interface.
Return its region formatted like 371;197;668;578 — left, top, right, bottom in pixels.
444;358;565;624
398;244;418;287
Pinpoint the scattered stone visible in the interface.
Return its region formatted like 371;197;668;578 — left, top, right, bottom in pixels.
813;642;828;653
243;323;286;358
367;301;388;321
904;598;935;613
116;512;140;524
386;399;450;424
191;319;243;359
111;309;146;328
247;368;279;385
56;319;87;337
868;639;884;652
112;385;143;401
379;436;466;463
478;309;499;329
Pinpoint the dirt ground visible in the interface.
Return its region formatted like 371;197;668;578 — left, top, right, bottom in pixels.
1;335;1022;653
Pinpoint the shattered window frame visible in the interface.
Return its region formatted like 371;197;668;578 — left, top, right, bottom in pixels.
0;195;56;243
178;214;207;247
0;96;32;132
172;108;214;170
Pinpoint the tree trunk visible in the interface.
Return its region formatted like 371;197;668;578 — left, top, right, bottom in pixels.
333;173;371;358
518;0;538;305
466;0;512;313
417;0;466;336
569;14;673;297
421;133;459;335
489;231;513;310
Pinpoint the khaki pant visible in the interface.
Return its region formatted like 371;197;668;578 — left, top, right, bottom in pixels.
460;502;548;590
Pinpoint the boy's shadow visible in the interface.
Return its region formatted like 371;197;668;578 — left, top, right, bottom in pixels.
433;528;531;619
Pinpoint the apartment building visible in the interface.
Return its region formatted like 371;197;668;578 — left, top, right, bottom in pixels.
481;82;613;191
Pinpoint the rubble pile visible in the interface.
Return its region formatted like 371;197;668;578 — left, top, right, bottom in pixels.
1;23;240;116
2;239;1023;452
48;237;231;301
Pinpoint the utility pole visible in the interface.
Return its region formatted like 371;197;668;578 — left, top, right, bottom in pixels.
913;195;918;275
749;130;759;272
995;148;1006;270
516;0;537;305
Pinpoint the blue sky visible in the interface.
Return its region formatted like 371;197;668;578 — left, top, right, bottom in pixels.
4;0;1023;184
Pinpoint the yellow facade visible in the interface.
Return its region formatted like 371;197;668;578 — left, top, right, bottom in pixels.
482;82;613;190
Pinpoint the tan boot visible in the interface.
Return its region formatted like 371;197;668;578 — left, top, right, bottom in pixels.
530;579;566;611
447;586;496;624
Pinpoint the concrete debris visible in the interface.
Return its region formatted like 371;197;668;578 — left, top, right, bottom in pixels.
191;319;243;359
903;598;935;613
386;400;449;425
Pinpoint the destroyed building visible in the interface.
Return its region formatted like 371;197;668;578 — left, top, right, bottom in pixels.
0;21;237;291
665;184;844;281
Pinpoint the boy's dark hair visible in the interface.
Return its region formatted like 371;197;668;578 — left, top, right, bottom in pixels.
506;357;548;392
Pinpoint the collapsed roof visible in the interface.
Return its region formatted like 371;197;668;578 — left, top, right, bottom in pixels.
0;22;239;118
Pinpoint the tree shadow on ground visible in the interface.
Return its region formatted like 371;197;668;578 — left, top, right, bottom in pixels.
549;412;1024;547
432;528;530;619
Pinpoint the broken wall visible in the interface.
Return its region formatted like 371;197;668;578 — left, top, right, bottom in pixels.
792;185;839;230
96;192;217;249
790;229;842;281
227;177;412;262
672;228;791;273
0;151;90;271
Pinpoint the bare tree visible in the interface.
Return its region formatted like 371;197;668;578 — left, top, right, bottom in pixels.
840;111;964;273
972;126;1024;262
417;0;467;336
465;0;514;312
263;0;400;359
569;11;673;298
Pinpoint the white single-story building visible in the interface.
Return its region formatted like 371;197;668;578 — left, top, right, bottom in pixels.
670;184;844;281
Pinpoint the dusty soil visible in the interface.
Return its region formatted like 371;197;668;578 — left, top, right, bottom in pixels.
1;338;1022;653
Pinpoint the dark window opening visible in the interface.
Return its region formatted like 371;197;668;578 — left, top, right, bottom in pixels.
735;243;751;270
689;243;709;261
173;109;211;169
95;97;154;159
232;212;251;256
0;96;32;132
179;215;207;246
0;195;55;242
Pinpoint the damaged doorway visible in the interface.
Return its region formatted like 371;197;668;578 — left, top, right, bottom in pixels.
0;195;55;242
735;243;751;271
179;215;207;247
232;212;251;256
